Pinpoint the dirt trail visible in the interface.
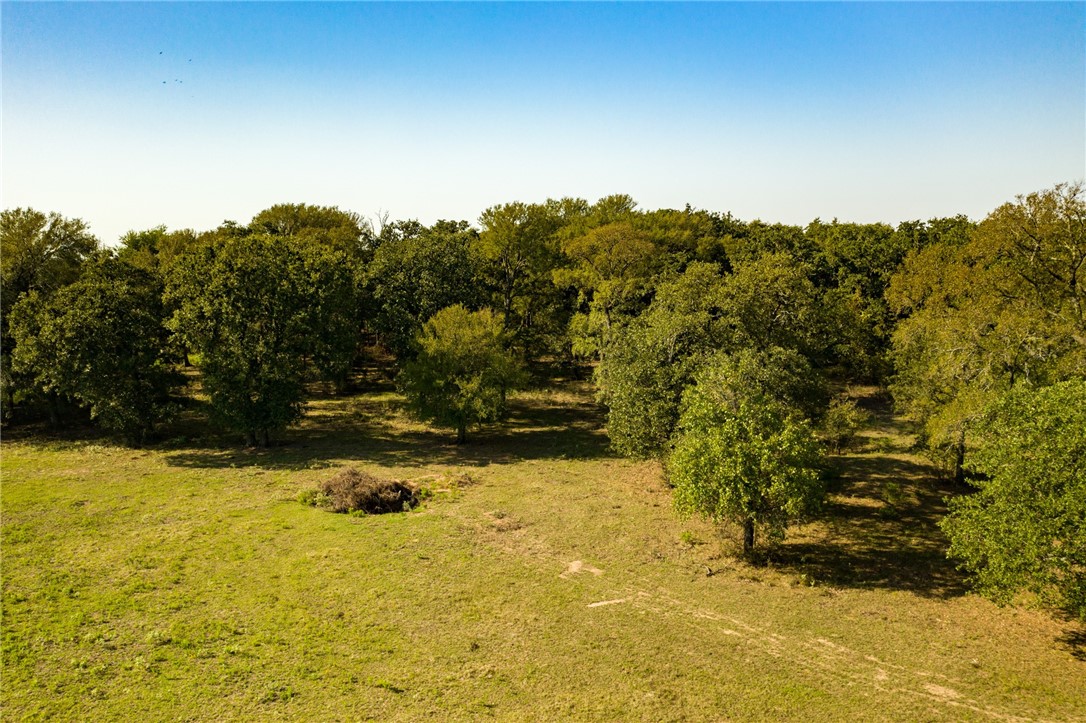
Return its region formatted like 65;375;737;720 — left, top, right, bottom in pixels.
578;579;1043;722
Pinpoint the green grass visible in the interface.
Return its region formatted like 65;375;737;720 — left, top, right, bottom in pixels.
2;379;1084;720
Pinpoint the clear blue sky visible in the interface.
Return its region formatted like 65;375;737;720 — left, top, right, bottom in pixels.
3;2;1083;243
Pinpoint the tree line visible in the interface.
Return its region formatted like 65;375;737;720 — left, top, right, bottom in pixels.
1;183;1082;619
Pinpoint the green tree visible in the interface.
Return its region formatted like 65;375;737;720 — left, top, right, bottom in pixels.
9;258;178;443
596;262;730;457
670;358;824;558
116;225;199;279
717;252;831;362
1;208;99;420
554;220;658;359
941;381;1086;621
251;203;374;260
399;305;525;443
693;346;828;422
366;220;482;358
166;235;354;445
887;183;1083;481
475;201;569;357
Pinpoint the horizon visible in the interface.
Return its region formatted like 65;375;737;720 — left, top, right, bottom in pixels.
3;1;1083;244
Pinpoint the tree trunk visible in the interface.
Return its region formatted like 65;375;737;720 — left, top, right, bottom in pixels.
246;430;257;447
742;518;755;558
47;393;60;428
260;429;270;448
2;384;14;423
456;423;466;445
953;430;966;485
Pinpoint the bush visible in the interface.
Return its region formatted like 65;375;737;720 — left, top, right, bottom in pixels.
821;395;871;452
309;468;419;514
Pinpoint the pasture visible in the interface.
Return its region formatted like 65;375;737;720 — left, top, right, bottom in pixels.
2;376;1083;720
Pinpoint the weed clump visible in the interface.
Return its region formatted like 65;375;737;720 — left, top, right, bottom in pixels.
302;468;419;514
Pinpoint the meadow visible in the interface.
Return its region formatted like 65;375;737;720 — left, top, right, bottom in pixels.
2;372;1083;721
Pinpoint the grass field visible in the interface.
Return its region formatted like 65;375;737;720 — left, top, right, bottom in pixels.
2;375;1084;720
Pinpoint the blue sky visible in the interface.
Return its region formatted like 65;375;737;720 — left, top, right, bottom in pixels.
3;2;1083;244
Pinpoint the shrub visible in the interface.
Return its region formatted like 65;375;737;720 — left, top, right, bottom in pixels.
313;468;419;514
821;395;871;452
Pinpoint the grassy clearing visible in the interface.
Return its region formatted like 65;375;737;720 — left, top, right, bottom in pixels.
2;378;1083;720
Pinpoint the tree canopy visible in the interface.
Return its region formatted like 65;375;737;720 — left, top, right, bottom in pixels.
670;354;824;557
9;258;178;443
398;305;524;443
941;380;1086;621
166;234;355;445
366;220;482;358
887;182;1084;480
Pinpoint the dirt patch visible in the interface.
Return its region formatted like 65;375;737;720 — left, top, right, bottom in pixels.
560;560;603;578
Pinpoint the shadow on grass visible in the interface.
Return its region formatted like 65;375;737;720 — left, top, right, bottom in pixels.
161;386;613;472
1057;628;1086;661
771;393;970;600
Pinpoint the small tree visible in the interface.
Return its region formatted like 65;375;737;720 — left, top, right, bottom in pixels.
941;381;1086;621
399;305;524;443
669;361;824;558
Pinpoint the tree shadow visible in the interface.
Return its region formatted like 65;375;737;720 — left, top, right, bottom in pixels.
161;385;613;472
770;393;970;599
1057;627;1086;661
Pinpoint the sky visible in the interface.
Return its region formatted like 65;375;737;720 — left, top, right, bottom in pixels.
2;2;1084;245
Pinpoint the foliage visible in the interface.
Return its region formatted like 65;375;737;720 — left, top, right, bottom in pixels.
1;208;99;418
250;203;374;259
116;225;199;280
554;220;658;358
597;253;841;458
0;208;99;321
366;220;482;358
596;262;730;456
941;381;1086;621
887;182;1084;480
692;346;829;422
632;206;736;269
820;394;871;453
670;359;824;557
717;252;833;362
8;258;178;443
398;305;525;442
475;201;565;356
166;234;354;445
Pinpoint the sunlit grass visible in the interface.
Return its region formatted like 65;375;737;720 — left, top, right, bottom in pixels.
2;380;1083;720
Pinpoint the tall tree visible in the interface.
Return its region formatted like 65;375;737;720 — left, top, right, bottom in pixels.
475;201;573;358
366;220;482;358
887;183;1084;480
554;220;658;359
9;258;178;443
116;225;199;279
251;203;374;260
1;208;99;420
166;235;355;445
596;262;730;456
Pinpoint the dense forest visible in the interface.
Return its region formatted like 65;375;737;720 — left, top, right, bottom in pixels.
2;182;1083;621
